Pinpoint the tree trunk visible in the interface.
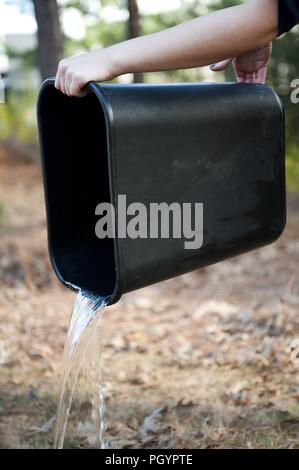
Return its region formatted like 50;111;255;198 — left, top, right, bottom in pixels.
127;0;143;83
32;0;64;81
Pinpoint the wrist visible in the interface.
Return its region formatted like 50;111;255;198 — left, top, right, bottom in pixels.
103;44;128;79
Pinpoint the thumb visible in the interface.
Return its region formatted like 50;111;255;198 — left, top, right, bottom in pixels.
210;58;233;72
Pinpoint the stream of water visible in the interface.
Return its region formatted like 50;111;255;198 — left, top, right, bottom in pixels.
54;291;109;449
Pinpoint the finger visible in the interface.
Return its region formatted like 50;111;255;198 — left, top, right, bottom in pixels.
232;63;246;83
235;71;255;84
232;62;255;84
60;74;67;95
57;72;65;94
256;66;268;84
54;71;62;91
71;87;89;98
210;58;233;72
78;85;91;97
57;60;68;95
69;77;87;97
243;72;256;84
236;73;246;83
65;71;74;96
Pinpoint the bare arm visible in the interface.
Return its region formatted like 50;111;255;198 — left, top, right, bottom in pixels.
55;0;278;96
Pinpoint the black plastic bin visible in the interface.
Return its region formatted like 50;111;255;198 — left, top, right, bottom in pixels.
37;79;286;305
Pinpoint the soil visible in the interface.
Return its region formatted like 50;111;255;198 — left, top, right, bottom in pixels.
0;144;299;449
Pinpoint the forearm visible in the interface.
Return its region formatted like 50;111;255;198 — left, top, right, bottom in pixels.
55;0;279;95
109;0;278;76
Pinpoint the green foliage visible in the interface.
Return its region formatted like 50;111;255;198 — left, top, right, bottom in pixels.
4;0;299;190
285;139;299;191
61;0;101;18
208;0;242;10
0;89;38;144
5;45;38;70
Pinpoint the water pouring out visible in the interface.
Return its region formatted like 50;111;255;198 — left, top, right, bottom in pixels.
54;291;108;449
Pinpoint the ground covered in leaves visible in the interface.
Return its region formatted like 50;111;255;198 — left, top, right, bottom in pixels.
0;144;299;449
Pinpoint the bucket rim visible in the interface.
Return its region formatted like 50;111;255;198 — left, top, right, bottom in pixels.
37;78;123;306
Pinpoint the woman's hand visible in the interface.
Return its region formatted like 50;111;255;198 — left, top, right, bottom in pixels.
55;0;277;97
55;41;272;98
55;49;119;97
210;42;272;84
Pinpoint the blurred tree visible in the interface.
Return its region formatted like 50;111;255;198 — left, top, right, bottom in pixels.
99;0;143;82
3;0;299;190
127;0;143;83
32;0;64;80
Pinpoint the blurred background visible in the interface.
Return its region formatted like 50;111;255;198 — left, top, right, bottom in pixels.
0;0;299;449
0;0;299;187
